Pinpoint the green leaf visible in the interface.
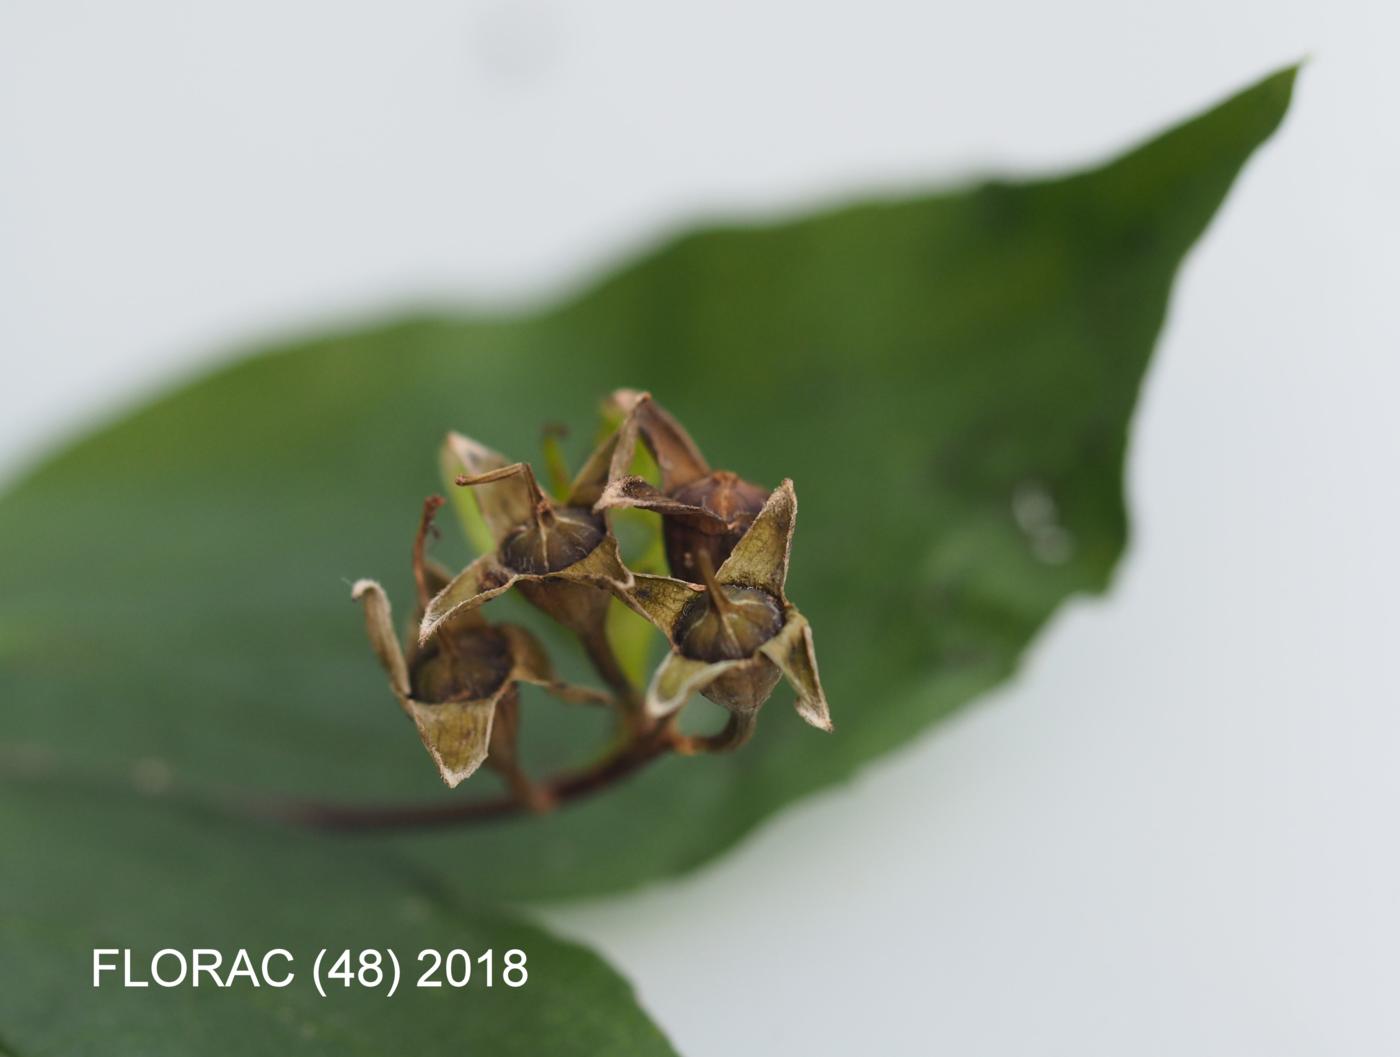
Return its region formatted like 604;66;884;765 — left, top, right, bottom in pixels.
0;67;1295;907
0;782;677;1056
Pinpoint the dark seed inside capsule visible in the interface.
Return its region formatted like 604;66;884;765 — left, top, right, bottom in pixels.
500;507;604;575
677;585;783;662
411;627;514;702
663;471;769;581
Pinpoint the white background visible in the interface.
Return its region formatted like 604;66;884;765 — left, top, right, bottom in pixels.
3;2;1397;1054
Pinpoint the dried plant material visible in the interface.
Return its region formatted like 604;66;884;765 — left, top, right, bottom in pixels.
353;499;609;794
359;400;826;799
625;479;832;737
426;433;634;644
597;391;770;582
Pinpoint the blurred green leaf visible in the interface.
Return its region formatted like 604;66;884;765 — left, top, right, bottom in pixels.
0;65;1294;926
0;784;676;1056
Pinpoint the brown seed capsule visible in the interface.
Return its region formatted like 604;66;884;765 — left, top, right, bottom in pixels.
500;506;606;575
596;391;770;581
676;582;784;662
422;433;633;644
353;497;609;794
622;479;832;738
662;472;771;583
409;625;513;703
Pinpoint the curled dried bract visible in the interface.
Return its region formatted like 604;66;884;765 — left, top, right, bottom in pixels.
624;479;831;748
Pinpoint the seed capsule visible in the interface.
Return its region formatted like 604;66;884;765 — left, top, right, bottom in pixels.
409;625;513;703
353;497;608;795
596;392;770;581
421;433;633;644
677;583;784;662
622;479;832;738
500;506;606;575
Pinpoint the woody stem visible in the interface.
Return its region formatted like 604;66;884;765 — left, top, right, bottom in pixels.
672;711;756;755
256;724;678;831
413;494;463;663
412;495;446;609
490;758;554;815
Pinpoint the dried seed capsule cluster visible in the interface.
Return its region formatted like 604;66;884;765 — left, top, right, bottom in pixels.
352;391;831;808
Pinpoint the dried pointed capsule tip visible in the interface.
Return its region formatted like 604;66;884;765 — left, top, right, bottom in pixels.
442;434;535;545
605;389;708;492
